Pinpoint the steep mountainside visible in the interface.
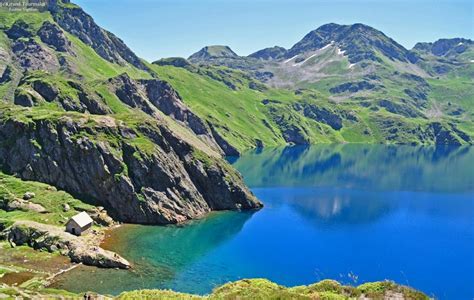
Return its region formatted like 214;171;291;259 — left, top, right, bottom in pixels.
0;0;261;225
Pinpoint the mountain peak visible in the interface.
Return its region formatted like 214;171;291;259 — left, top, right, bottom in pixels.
188;45;238;62
314;22;342;33
286;23;413;63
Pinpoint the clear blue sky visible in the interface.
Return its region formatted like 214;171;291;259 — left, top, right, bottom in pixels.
75;0;473;62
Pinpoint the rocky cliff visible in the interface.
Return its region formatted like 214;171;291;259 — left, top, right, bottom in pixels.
0;108;261;224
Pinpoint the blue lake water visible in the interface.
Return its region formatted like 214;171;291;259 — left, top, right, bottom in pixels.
51;145;474;299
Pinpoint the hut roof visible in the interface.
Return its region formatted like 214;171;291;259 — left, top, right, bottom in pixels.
69;211;93;228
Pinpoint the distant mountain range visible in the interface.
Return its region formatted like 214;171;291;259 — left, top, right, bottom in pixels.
187;23;473;83
177;23;473;148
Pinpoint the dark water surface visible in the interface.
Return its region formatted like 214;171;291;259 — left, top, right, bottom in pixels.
51;145;474;299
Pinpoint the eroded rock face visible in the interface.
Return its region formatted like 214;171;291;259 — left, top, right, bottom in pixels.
142;79;206;132
108;74;155;114
207;124;240;156
0;114;261;224
65;81;111;115
11;39;60;72
32;80;58;102
428;122;471;145
13;89;38;107
281;126;309;145
5;20;34;40
38;21;71;52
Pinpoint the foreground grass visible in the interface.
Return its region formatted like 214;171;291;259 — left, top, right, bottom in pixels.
118;279;428;300
0;278;428;300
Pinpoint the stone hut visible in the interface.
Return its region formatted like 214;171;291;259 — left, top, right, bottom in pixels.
66;212;93;236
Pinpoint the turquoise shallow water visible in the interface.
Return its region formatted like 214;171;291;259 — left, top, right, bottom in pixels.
51;145;474;299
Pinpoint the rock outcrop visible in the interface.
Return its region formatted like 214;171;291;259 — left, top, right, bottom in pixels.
5;221;130;269
1;198;47;213
38;21;72;52
11;39;60;72
0;110;261;225
5;20;34;40
428;122;471;145
378;99;422;118
14;78;111;115
69;245;130;269
294;103;343;130
281;125;309;145
329;81;376;94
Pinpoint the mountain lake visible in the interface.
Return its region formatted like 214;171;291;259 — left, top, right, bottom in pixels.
50;145;474;299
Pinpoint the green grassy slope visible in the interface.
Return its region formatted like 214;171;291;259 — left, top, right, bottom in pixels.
149;62;473;150
1;7;473;155
148;64;287;150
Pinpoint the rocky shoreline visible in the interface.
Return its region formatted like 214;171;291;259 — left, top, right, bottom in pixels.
3;221;130;269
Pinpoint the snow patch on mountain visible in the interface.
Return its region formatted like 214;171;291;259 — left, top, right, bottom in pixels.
284;55;298;64
320;41;335;51
293;53;319;66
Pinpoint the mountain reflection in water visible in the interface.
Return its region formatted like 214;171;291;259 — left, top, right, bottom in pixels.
231;144;474;193
51;145;474;299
